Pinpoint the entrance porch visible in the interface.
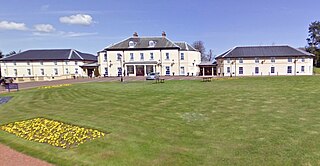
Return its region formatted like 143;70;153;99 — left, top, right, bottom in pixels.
80;62;100;77
198;61;217;76
124;61;157;76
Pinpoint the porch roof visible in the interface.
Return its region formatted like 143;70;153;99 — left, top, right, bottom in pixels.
124;61;158;65
197;61;216;66
79;62;100;67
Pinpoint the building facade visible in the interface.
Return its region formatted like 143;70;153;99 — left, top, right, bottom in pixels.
98;32;201;77
216;45;314;77
0;49;97;82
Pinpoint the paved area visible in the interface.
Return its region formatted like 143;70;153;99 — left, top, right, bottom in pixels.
0;144;52;166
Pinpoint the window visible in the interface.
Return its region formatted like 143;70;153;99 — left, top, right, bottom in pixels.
166;53;170;60
117;67;122;76
54;68;58;75
239;58;243;63
129;41;134;48
104;67;108;75
181;53;185;60
54;61;57;65
180;66;185;75
65;68;69;74
65;61;68;65
140;53;144;60
117;53;122;61
14;69;17;76
255;67;259;74
302;57;305;62
40;61;43;65
287;66;292;73
227;58;230;63
150;53;154;60
165;66;170;75
149;41;155;47
255;58;259;63
130;53;134;61
288;57;292;62
27;61;30;65
75;68;78;74
40;69;44;75
127;65;134;74
239;67;243;74
271;57;275;63
271;67;275;74
104;53;107;62
27;69;31;75
227;67;230;73
75;61;78;65
13;61;16;65
301;66;305;72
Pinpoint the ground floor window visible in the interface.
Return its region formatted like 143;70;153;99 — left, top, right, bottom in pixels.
271;67;275;74
146;65;154;74
287;66;292;74
127;65;134;75
75;68;78;74
65;68;69;74
180;66;185;75
40;69;44;75
54;68;58;75
165;66;170;75
255;67;259;74
27;69;31;75
118;67;122;76
239;67;243;74
227;67;230;73
104;67;108;75
301;66;305;72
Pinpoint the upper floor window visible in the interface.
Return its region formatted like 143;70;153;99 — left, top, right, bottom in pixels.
13;61;16;65
65;68;69;74
271;57;275;63
65;61;68;65
181;53;185;60
255;57;259;63
27;61;30;65
227;58;230;63
239;58;243;63
117;53;122;61
129;41;134;48
288;57;292;62
140;53;144;60
75;61;78;65
301;66;305;72
149;41;155;47
150;53;154;60
130;53;134;61
75;68;78;74
40;61;43;65
165;53;170;60
104;53;107;62
14;69;17;76
54;61;57;65
301;57;305;62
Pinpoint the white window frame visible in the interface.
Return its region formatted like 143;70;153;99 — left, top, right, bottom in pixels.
288;57;292;62
130;53;134;61
165;53;170;60
227;67;230;73
301;66;305;72
287;66;292;74
255;67;259;74
271;67;275;74
239;58;243;63
255;58;259;64
271;57;275;63
239;67;243;74
40;69;45;75
27;69;31;75
150;53;154;60
140;53;144;60
181;53;185;60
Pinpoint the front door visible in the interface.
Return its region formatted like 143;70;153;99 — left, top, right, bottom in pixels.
136;65;145;76
204;67;212;76
87;69;94;77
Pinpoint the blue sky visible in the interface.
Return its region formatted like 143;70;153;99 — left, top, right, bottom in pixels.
0;0;319;56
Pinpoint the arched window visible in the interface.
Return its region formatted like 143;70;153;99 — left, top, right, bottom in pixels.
129;41;134;48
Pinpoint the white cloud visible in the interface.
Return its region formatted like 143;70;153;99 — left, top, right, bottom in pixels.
0;21;28;31
32;31;97;38
34;24;55;33
59;14;93;25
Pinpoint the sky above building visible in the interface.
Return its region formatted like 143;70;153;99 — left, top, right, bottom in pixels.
0;0;319;56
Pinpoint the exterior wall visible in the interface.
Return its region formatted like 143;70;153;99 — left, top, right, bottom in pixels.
216;56;313;77
98;49;200;77
0;60;91;82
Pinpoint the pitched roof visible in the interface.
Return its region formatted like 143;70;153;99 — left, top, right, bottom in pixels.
174;42;197;51
1;49;97;61
216;45;314;58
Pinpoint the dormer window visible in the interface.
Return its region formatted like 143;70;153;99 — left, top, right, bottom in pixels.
149;41;155;47
129;41;134;48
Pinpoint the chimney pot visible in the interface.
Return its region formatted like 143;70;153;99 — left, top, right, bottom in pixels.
133;32;138;37
162;31;166;37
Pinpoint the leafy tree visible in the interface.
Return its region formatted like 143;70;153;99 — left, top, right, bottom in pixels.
306;21;320;66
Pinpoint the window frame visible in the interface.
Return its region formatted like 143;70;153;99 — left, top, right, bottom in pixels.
255;67;259;74
181;53;185;60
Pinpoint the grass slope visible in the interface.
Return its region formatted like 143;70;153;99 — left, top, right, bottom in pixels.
1;76;320;165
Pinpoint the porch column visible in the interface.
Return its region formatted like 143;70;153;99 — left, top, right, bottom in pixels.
133;65;136;76
144;65;147;76
202;67;204;76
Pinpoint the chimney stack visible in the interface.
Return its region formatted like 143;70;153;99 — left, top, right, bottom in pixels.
162;31;166;38
133;32;138;37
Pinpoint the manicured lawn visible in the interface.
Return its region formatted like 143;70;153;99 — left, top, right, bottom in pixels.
314;67;320;74
1;76;320;165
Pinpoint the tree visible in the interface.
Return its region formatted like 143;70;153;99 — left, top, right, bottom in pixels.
0;50;3;59
207;49;215;62
306;21;320;66
192;41;206;61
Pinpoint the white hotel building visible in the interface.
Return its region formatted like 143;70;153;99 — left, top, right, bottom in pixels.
98;32;201;77
215;45;314;77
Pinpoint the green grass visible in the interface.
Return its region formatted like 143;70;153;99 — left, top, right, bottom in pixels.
314;67;320;74
1;76;320;165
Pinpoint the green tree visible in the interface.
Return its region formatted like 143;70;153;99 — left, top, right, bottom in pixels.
306;21;320;66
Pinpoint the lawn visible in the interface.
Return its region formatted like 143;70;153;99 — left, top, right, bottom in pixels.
1;76;320;165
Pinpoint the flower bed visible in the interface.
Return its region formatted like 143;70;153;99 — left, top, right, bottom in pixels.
0;118;105;149
38;84;71;89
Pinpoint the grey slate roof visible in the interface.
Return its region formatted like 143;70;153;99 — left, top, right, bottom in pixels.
174;42;197;51
1;49;97;61
216;45;314;58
